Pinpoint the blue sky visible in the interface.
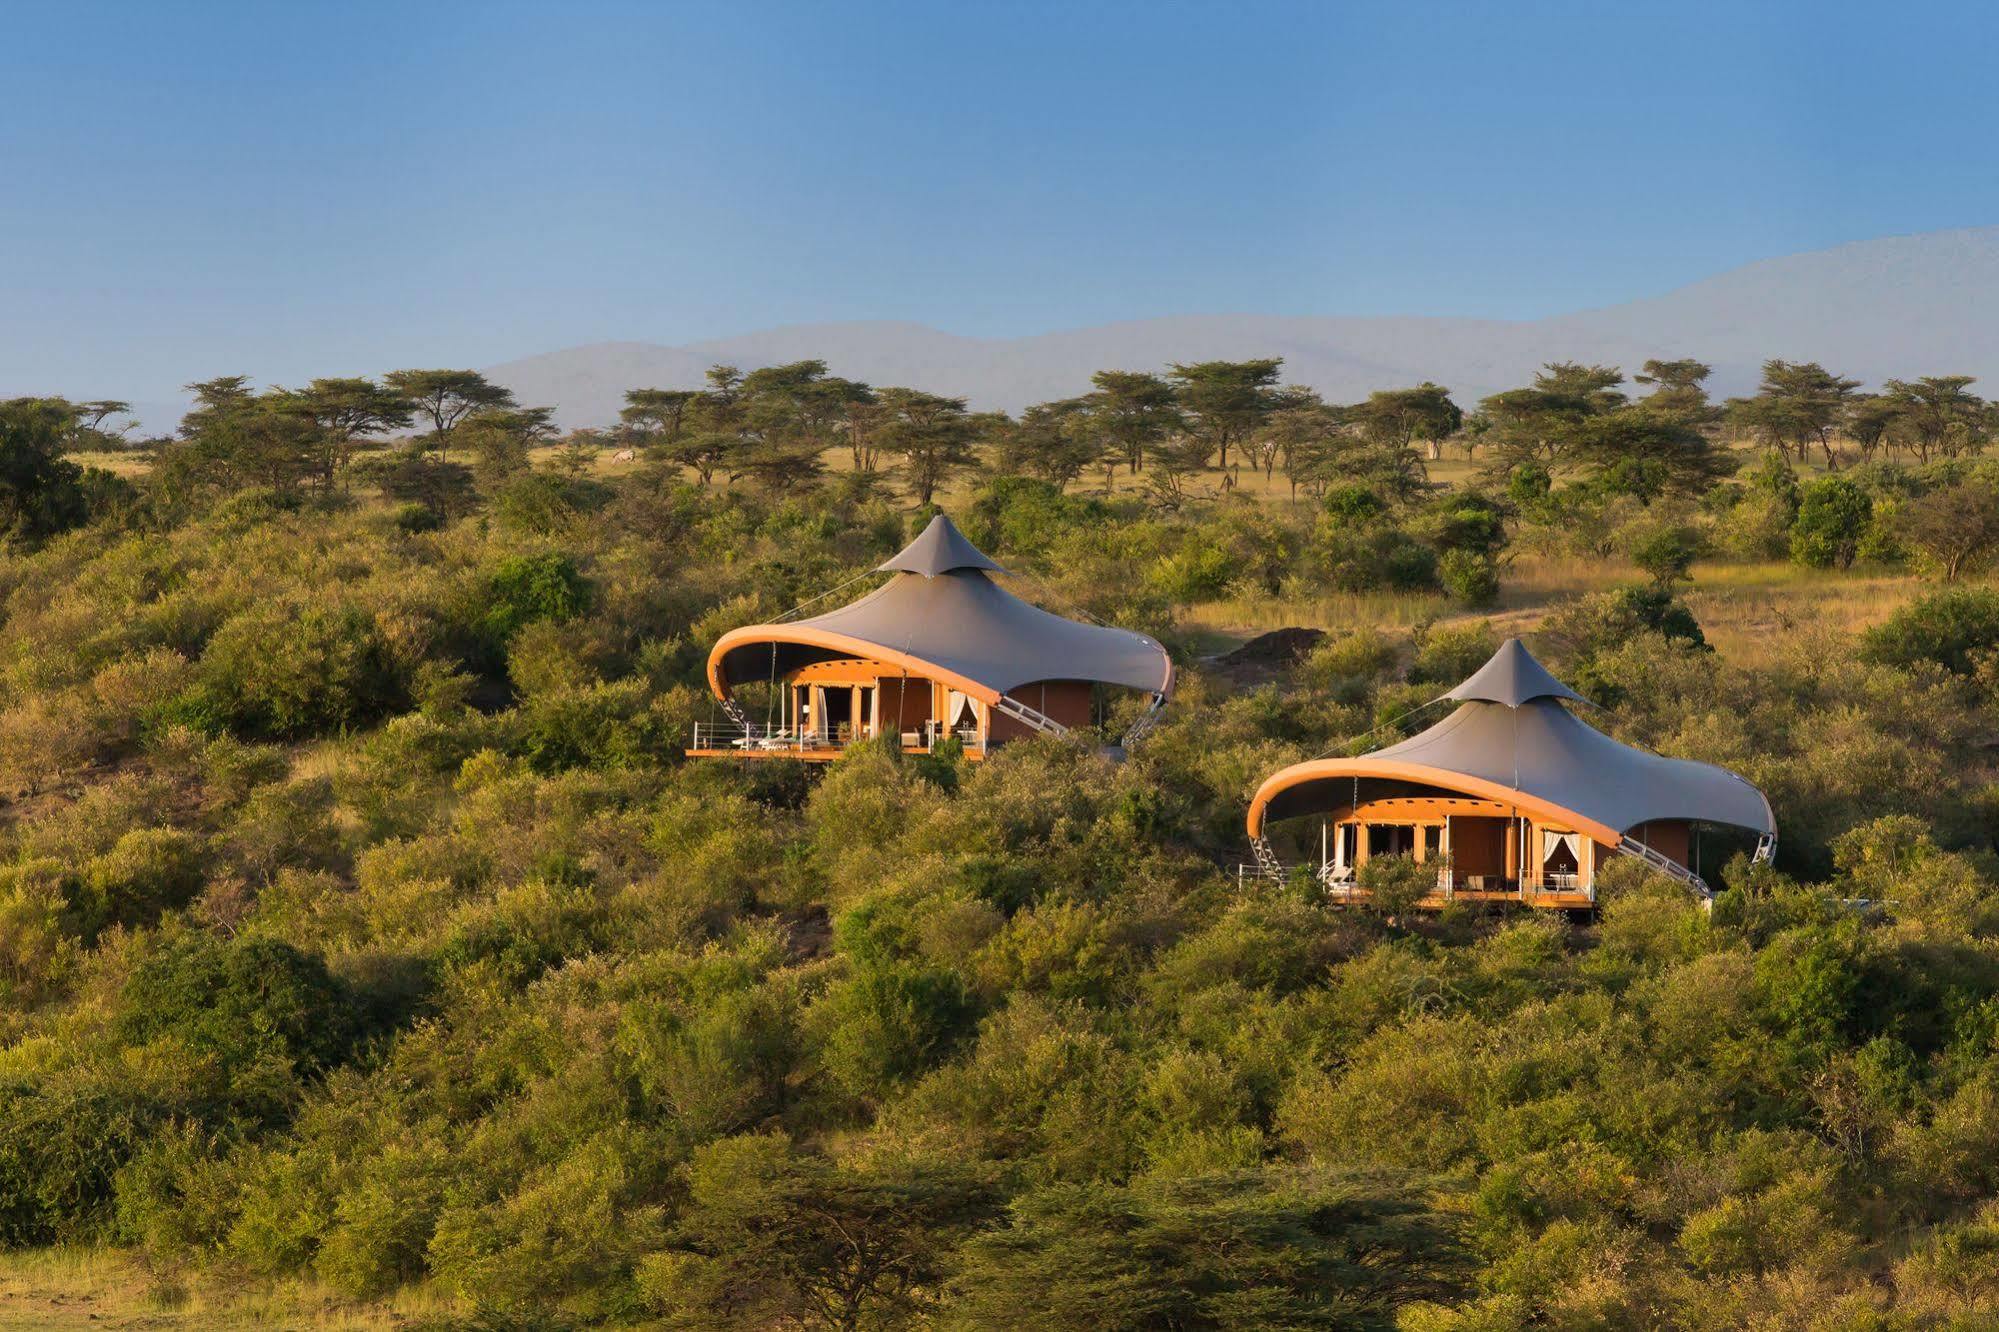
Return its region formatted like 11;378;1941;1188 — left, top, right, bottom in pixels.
6;0;1998;400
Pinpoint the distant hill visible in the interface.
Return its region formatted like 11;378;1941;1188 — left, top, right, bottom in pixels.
89;227;1999;434
483;228;1999;427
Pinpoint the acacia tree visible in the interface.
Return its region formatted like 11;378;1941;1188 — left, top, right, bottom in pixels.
459;406;556;487
620;388;702;452
727;361;869;494
382;369;515;450
1883;376;1985;461
1272;400;1428;503
998;398;1098;490
667;365;747;486
282;377;414;490
876;388;978;505
50;399;135;454
168;376;323;498
1080;370;1182;474
946;1168;1465;1330
0;399;95;540
1902;477;1999;582
1633;358;1716;424
1168;359;1283;473
652;1134;995;1331
1347;383;1463;462
1570;407;1736;499
1844;394;1902;463
1477;362;1624;474
1725;360;1860;468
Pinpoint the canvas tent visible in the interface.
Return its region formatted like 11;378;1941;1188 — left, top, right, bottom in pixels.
1246;638;1774;904
693;515;1173;760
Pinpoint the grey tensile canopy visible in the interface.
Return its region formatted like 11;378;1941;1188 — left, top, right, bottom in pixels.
1445;635;1588;707
710;515;1173;701
1253;638;1774;842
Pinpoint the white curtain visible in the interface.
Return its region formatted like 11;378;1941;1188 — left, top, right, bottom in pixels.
1542;831;1583;866
947;690;976;728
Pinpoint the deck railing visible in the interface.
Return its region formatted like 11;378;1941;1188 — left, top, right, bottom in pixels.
1311;865;1594;903
689;720;986;758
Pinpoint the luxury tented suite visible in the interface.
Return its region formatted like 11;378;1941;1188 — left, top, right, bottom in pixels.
689;515;1175;761
1246;638;1776;907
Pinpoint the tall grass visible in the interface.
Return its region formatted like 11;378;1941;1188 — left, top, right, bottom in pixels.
0;1246;457;1331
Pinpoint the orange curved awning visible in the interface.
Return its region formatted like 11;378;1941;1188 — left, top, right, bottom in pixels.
1245;757;1624;848
707;625;1007;707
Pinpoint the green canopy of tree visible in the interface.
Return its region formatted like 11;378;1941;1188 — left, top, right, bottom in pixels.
1345;383;1463;463
946;1168;1462;1331
1169;359;1285;472
382;369;516;448
1725;360;1861;469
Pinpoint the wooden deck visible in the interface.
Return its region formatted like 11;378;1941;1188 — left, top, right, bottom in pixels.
1317;884;1597;911
685;742;987;763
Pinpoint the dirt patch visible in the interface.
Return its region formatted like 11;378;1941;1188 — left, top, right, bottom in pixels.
1207;627;1325;683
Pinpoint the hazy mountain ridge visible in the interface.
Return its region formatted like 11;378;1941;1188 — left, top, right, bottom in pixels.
488;228;1999;427
85;228;1999;433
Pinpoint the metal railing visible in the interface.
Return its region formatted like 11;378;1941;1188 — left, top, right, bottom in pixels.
689;720;986;758
1234;847;1603;906
1615;838;1710;898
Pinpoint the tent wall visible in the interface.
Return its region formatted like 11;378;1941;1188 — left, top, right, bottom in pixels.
1449;817;1508;878
1625;820;1690;869
877;677;933;737
990;680;1095;742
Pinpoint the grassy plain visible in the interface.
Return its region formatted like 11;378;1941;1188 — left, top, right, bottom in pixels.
0;1247;457;1331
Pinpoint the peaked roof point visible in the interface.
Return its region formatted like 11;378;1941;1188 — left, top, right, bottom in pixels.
1445;637;1588;708
876;514;1007;578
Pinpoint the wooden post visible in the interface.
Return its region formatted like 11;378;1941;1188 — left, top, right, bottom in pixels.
1354;821;1371;871
1504;817;1518;885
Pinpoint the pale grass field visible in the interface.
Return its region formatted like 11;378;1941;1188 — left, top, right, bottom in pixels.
1183;553;1942;668
0;1246;457;1330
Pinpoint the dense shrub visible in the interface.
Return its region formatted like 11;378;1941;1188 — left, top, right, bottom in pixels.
1791;474;1873;569
0;452;1995;1326
114;933;361;1119
169;602;405;739
485;551;592;645
0;1080;157;1245
1438;549;1499;606
1864;585;1999;676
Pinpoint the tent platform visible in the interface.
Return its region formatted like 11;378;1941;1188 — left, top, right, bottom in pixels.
684;742;989;764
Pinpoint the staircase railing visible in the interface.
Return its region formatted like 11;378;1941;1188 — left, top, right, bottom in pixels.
990;694;1068;736
1120;692;1168;749
1615;837;1712;898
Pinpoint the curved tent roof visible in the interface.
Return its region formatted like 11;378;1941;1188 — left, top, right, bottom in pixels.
1445;635;1588;707
1248;638;1773;848
708;515;1174;706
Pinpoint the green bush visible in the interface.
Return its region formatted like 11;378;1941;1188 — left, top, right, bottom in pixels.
1863;585;1999;676
1438;549;1499;606
115;933;361;1119
79;827;205;934
1790;474;1873;570
818;960;978;1103
485;551;592;646
0;1080;157;1245
176;601;405;740
1627;522;1705;587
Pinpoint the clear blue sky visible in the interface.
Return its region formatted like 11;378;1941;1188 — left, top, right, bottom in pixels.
6;0;1998;402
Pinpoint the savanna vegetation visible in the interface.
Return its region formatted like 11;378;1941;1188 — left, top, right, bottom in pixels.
5;351;1999;1328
